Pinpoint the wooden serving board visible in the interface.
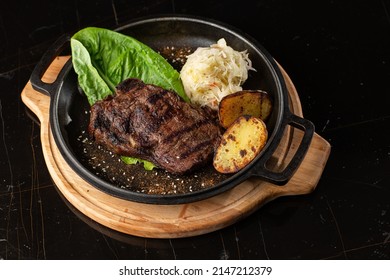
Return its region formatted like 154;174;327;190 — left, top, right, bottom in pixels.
21;56;331;238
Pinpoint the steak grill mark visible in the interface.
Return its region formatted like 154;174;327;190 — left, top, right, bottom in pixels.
88;78;221;174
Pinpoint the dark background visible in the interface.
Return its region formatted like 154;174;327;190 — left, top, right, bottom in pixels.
1;0;389;259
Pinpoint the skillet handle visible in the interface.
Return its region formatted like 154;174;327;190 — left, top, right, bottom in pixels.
250;112;315;185
30;34;71;96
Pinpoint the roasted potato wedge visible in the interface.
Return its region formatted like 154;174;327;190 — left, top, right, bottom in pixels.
218;90;272;129
213;115;268;173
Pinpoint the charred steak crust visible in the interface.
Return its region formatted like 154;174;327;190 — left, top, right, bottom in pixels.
88;78;221;174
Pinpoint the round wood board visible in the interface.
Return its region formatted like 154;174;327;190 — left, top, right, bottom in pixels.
21;56;330;238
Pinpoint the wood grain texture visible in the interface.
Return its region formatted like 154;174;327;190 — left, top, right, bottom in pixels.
21;56;331;238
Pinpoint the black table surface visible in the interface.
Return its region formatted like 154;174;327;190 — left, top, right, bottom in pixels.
1;0;389;260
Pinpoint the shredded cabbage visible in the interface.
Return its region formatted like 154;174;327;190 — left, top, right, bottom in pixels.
180;38;254;110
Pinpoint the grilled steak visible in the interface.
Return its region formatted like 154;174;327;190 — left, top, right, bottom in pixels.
88;78;221;174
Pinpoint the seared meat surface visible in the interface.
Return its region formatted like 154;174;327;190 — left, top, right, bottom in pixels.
88;78;221;174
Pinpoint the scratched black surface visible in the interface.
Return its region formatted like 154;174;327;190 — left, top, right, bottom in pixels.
1;0;389;259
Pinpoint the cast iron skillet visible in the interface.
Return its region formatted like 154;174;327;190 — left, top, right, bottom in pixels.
30;15;314;204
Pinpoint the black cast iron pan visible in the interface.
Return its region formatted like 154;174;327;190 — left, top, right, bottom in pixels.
30;15;314;204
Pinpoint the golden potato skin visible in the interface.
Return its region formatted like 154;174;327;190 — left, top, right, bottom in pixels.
213;115;268;173
218;90;272;129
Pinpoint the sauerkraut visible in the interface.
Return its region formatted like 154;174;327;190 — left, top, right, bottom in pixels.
180;38;254;110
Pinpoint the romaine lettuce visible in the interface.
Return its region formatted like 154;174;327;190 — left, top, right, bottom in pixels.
71;27;188;104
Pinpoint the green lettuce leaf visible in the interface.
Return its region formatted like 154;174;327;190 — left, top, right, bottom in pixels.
71;27;188;104
71;27;189;169
120;156;156;171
